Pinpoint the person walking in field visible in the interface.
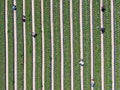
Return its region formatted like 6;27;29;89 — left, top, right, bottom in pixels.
79;59;84;66
91;79;95;87
32;32;37;38
101;28;105;33
22;15;26;22
101;5;105;12
12;5;17;10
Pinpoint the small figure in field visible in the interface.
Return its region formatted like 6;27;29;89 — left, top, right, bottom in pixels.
101;28;105;33
79;59;84;66
12;5;17;10
101;5;105;12
22;15;26;22
32;32;37;38
91;79;95;87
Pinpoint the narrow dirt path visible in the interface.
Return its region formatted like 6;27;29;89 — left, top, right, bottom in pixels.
5;0;8;90
60;0;64;90
50;0;54;90
70;0;74;90
41;0;45;90
100;0;105;90
79;0;84;90
31;0;36;89
13;0;17;90
22;0;26;90
111;0;115;90
90;0;94;90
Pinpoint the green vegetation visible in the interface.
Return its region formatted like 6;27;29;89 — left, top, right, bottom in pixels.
54;0;61;90
0;0;5;89
83;0;91;90
93;1;101;89
8;0;14;89
44;1;51;90
104;0;112;90
35;0;42;89
63;1;71;90
115;0;120;89
2;0;119;90
17;1;24;90
26;0;32;89
73;0;81;89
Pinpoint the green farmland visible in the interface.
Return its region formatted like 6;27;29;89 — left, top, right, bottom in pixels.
54;0;61;90
104;0;112;90
8;0;14;89
0;0;5;90
1;0;120;90
115;0;120;89
83;0;91;90
93;1;101;90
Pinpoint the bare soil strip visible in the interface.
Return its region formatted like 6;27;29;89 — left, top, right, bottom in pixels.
41;0;45;90
70;0;74;90
5;0;8;89
13;0;17;90
50;0;54;89
60;0;64;90
79;0;84;90
90;0;94;90
31;0;36;89
111;0;115;90
22;0;26;90
100;0;105;90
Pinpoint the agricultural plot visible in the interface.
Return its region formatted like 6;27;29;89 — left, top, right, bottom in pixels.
73;0;81;90
115;0;120;89
63;1;71;90
0;0;5;90
104;0;112;89
25;0;33;89
83;1;91;90
8;0;14;89
93;1;101;89
34;0;42;89
1;0;119;90
17;1;24;90
54;0;61;90
44;0;51;90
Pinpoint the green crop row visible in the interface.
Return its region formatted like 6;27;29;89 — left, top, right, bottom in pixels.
0;0;5;90
115;0;120;89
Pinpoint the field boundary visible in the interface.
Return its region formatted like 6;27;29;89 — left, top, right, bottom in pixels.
41;0;45;90
79;0;84;90
111;0;115;90
60;0;64;90
13;0;17;90
50;0;54;89
90;0;94;90
70;0;74;90
100;0;105;90
22;0;26;90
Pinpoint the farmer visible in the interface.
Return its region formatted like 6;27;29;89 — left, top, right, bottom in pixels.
101;5;105;12
101;28;105;33
22;15;26;22
79;59;84;66
12;5;17;10
32;32;37;38
91;79;95;87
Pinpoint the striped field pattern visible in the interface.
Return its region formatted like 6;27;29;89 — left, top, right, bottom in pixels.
1;0;119;90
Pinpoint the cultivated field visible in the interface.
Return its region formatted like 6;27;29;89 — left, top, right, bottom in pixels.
1;0;120;90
